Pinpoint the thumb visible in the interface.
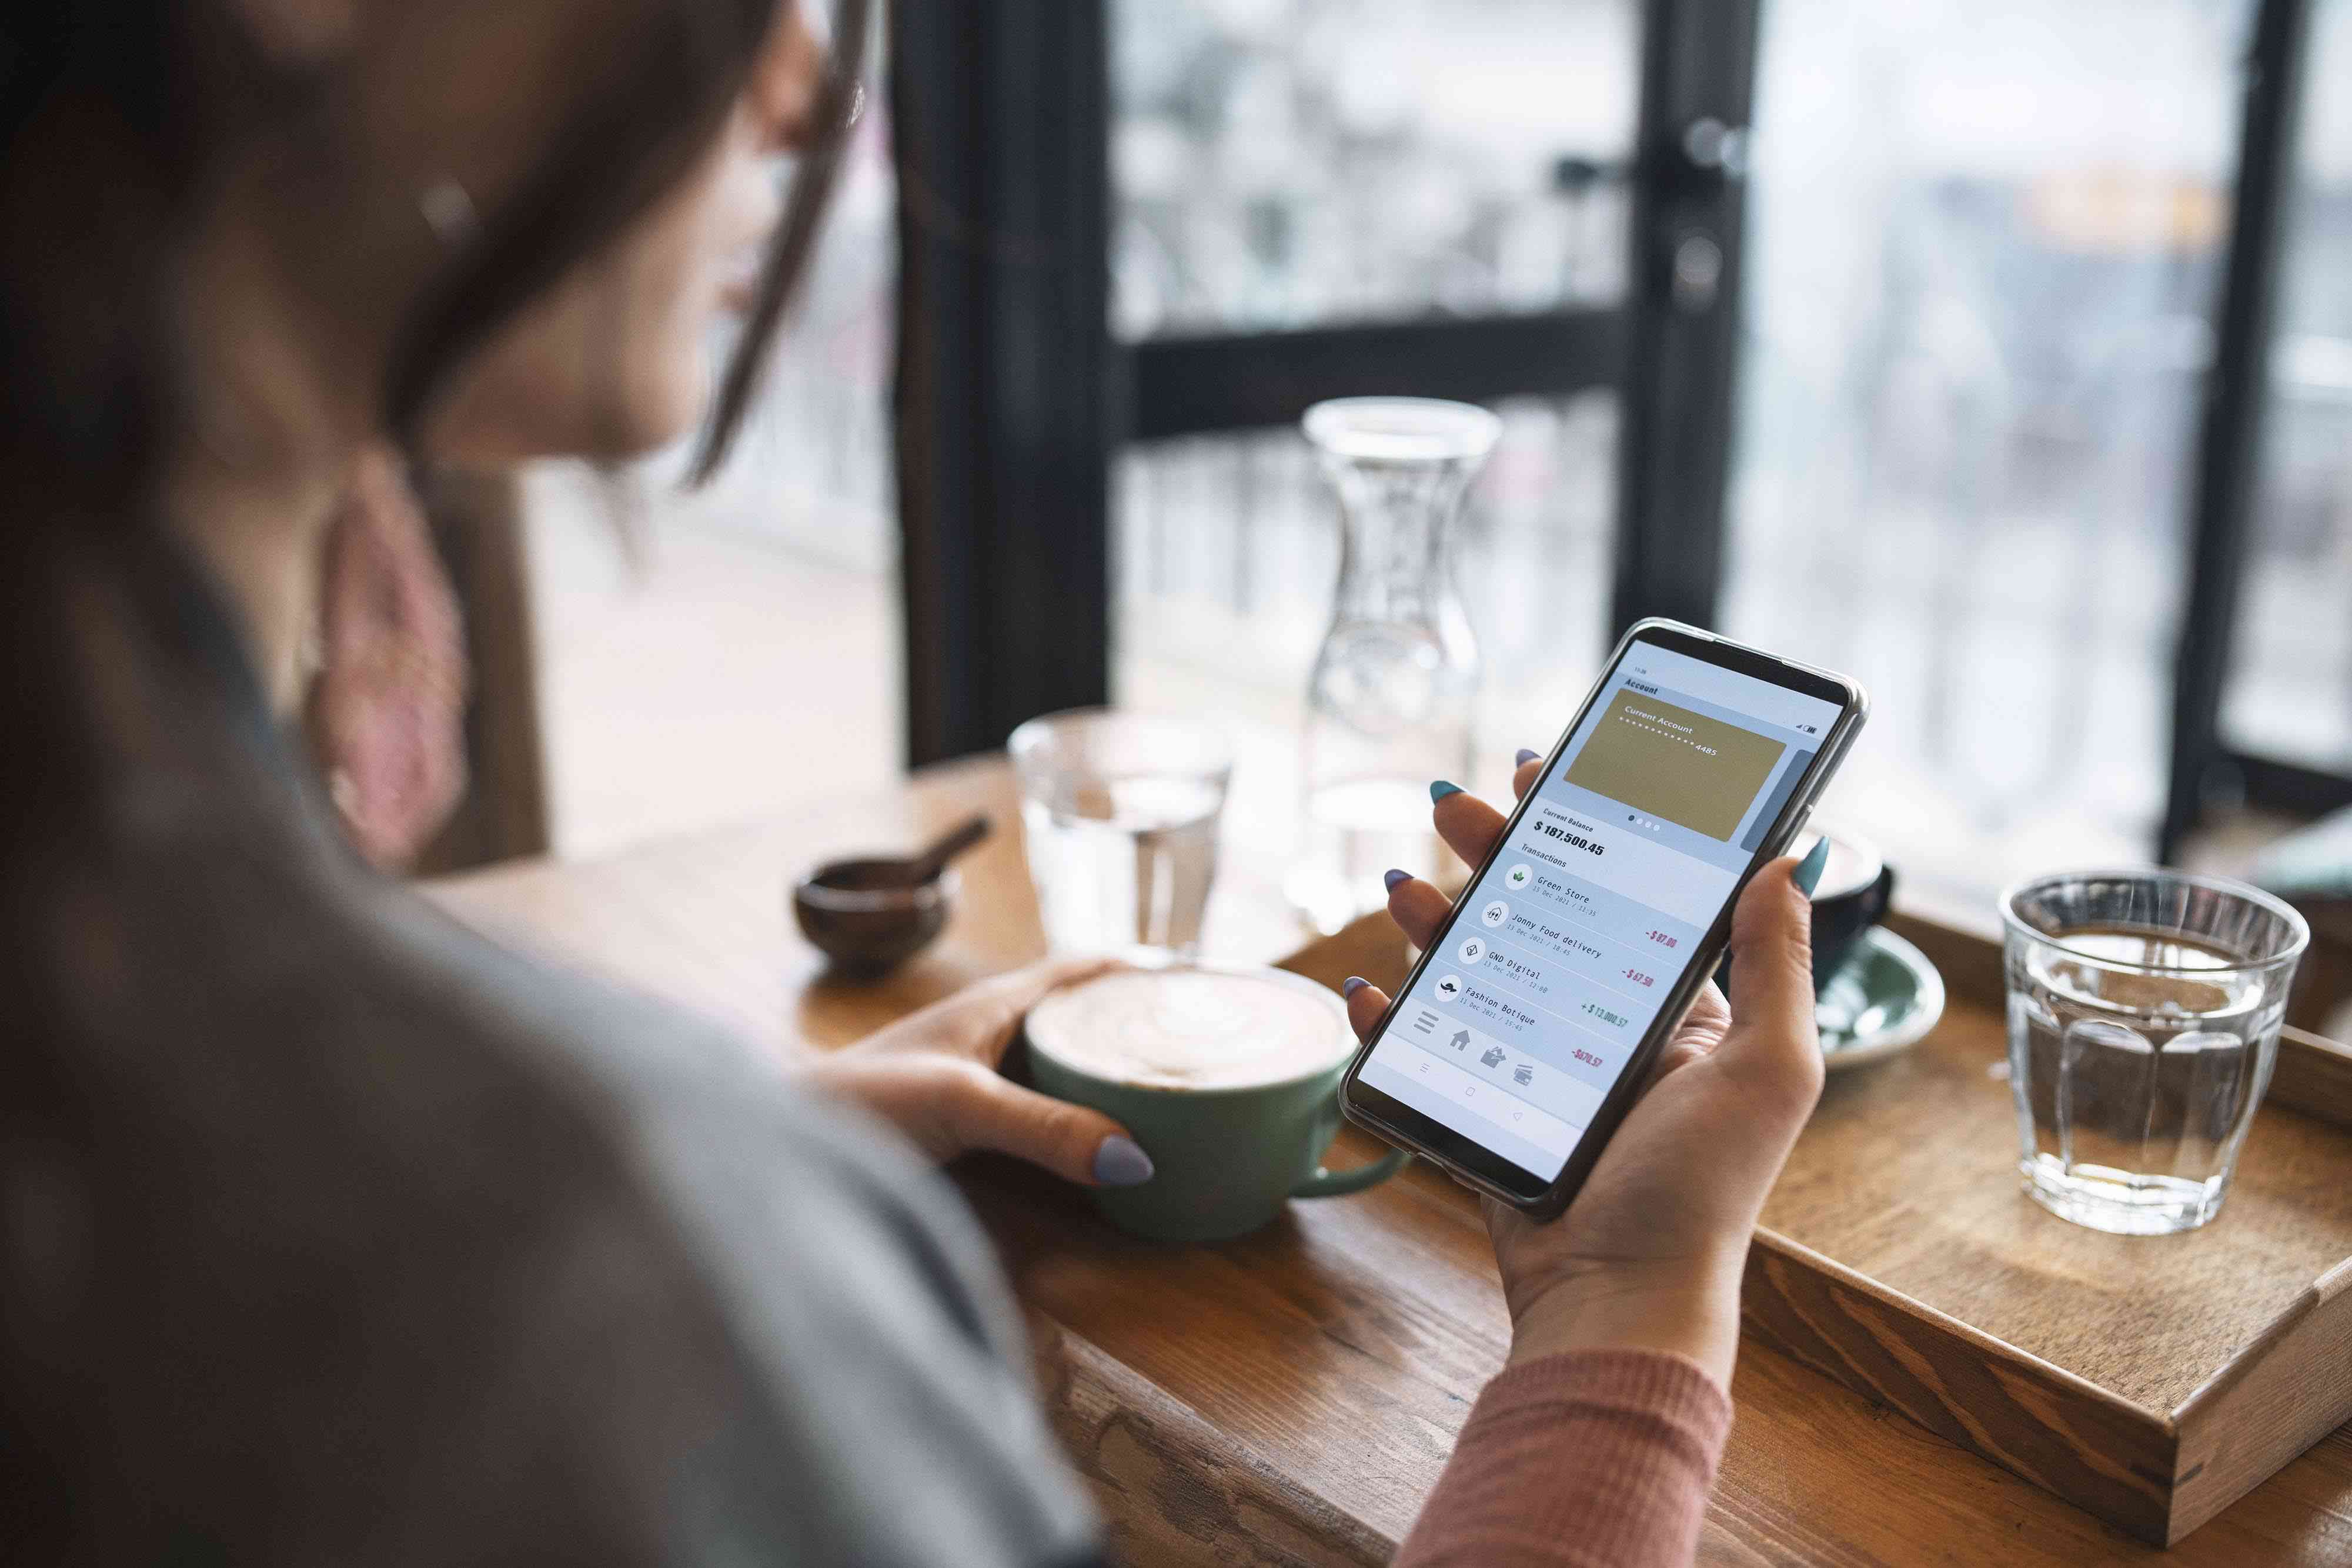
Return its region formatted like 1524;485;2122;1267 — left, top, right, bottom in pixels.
1716;856;1823;1111
947;1067;1153;1188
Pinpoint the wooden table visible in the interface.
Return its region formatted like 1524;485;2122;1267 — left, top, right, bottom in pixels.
430;756;2352;1565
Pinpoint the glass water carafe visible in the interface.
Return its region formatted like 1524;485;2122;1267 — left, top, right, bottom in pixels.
1286;397;1499;934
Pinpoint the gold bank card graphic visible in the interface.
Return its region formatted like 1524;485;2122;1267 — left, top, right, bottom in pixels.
1564;693;1786;840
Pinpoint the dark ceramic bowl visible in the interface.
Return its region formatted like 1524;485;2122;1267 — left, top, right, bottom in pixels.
792;860;958;978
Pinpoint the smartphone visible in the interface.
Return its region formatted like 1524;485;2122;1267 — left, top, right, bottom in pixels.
1339;618;1867;1219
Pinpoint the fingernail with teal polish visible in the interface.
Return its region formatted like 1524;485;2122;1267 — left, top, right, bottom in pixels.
1382;868;1411;892
1429;780;1463;803
1515;748;1540;766
1342;975;1370;997
1093;1135;1155;1186
1793;837;1831;898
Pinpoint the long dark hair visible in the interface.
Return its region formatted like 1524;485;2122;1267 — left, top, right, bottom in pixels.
0;0;868;526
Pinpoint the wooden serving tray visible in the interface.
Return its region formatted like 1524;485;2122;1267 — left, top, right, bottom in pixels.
1740;911;2352;1546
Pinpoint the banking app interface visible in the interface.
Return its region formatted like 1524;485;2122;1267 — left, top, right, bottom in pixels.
1360;642;1842;1179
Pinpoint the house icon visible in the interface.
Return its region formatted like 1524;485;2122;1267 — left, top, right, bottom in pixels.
1450;1029;1472;1051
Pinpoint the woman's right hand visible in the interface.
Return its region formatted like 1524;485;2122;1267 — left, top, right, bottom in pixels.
1341;758;1825;1386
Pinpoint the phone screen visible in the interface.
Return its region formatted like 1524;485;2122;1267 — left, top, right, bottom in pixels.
1354;636;1845;1183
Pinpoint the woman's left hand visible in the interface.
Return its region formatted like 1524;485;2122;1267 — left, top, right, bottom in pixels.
802;957;1155;1187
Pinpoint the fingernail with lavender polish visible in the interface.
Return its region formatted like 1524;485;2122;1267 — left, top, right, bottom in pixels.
1382;868;1411;892
1792;836;1832;898
1515;748;1540;767
1429;780;1463;803
1093;1135;1155;1186
1341;975;1370;998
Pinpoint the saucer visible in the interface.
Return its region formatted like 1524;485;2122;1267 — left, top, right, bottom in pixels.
1816;926;1946;1071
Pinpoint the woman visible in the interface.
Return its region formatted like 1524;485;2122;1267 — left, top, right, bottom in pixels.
0;3;1828;1564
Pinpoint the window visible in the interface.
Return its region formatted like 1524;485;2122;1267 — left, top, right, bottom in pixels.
1721;0;2256;905
894;0;2343;915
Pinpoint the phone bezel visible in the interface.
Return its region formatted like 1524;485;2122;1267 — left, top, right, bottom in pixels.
1338;617;1869;1219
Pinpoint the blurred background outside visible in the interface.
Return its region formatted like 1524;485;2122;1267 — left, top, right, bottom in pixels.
518;0;2351;924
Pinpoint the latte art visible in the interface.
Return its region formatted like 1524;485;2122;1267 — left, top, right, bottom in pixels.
1025;968;1351;1090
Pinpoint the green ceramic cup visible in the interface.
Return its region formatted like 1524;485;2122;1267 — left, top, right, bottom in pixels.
1022;964;1408;1242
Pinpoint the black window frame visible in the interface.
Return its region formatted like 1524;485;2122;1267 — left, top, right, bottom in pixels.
2163;0;2332;859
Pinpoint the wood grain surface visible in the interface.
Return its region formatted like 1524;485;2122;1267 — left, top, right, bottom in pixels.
2173;1262;2352;1542
429;757;2352;1564
1759;994;2352;1413
2274;1027;2352;1128
1739;1237;2181;1543
1030;1310;1392;1567
1769;907;2352;1540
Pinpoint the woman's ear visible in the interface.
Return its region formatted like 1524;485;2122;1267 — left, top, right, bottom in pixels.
751;2;826;152
226;0;359;61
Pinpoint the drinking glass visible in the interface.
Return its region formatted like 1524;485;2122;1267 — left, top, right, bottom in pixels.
2002;869;2308;1235
1008;710;1232;957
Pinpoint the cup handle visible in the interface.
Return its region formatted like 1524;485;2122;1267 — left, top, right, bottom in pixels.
1292;1146;1408;1198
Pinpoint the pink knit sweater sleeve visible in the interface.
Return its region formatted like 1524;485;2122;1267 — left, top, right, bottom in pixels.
1392;1350;1733;1568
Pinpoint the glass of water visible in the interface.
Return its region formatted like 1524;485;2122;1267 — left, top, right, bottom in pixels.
2002;869;2308;1235
1008;710;1232;957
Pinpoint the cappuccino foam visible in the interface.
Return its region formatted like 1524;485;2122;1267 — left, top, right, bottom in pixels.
1025;968;1351;1091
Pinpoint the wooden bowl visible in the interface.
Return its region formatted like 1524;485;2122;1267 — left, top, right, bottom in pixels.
792;860;958;978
